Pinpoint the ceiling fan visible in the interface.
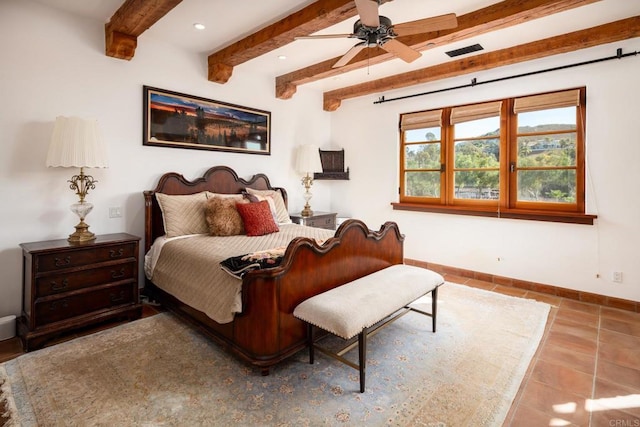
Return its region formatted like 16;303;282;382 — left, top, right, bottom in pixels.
297;0;457;68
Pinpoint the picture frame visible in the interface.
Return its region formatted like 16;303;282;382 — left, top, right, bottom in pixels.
143;86;270;155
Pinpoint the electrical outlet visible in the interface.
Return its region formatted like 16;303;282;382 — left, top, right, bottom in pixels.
612;271;623;283
109;207;122;218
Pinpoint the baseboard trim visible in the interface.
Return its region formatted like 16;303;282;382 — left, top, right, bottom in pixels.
405;258;639;313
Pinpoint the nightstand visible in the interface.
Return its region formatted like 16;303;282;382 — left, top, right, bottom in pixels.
290;211;337;230
18;233;142;351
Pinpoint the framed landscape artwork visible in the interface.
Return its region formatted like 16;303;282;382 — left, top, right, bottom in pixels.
143;86;271;155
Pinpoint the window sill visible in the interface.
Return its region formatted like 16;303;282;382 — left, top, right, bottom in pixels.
391;202;596;225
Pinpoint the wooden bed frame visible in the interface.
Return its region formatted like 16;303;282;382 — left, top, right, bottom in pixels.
143;166;405;374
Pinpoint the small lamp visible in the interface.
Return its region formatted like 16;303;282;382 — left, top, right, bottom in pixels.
295;144;323;217
46;116;108;243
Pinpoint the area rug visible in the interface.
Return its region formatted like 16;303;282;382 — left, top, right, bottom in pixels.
0;283;549;426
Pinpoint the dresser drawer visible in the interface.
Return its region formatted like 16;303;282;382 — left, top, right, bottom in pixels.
19;233;142;351
305;216;336;229
35;242;137;272
290;212;337;230
34;283;134;327
35;261;136;297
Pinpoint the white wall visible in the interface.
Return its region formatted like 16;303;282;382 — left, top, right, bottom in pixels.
0;1;332;316
2;1;638;320
329;39;640;302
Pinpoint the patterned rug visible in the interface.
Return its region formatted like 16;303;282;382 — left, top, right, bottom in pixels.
0;283;549;426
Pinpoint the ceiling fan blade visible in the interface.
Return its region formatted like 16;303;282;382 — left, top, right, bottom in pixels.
381;39;421;63
392;13;458;37
295;33;354;40
354;0;380;28
332;42;367;68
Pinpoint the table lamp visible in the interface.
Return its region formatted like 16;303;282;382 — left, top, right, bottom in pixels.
295;144;323;217
46;116;108;243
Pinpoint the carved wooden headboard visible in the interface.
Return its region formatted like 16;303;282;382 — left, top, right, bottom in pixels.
143;166;287;253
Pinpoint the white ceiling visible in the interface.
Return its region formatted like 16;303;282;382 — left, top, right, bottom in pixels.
32;0;640;92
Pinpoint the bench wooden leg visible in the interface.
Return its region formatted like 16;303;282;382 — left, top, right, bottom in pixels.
358;327;367;393
307;323;315;364
298;281;442;393
432;285;439;333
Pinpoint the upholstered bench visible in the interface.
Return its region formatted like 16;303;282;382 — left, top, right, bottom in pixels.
293;264;444;393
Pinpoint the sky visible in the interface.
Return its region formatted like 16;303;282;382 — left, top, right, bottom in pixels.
405;106;576;141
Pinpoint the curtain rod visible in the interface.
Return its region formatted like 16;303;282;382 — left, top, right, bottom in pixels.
373;48;638;105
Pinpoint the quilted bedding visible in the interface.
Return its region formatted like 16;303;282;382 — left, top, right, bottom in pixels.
146;223;334;324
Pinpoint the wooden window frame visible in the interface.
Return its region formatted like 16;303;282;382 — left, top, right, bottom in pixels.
394;87;596;225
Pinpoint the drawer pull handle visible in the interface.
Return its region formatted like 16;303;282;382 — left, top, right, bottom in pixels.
110;291;126;303
111;268;126;279
54;256;71;267
49;299;69;311
109;249;124;258
50;278;69;291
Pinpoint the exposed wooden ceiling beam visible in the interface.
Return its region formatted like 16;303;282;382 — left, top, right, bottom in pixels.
105;0;182;60
276;0;601;99
207;0;392;84
322;16;640;111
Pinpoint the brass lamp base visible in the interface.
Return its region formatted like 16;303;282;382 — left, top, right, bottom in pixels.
68;199;96;243
300;173;314;218
68;220;96;243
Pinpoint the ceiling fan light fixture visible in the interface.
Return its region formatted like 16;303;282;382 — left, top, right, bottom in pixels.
305;1;458;68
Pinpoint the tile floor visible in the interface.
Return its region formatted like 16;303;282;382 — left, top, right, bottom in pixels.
445;275;640;427
1;280;638;427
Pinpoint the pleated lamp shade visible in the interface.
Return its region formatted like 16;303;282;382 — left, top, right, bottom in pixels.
46;116;108;168
295;144;322;174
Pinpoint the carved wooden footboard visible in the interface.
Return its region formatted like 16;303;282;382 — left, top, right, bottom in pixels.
233;219;404;369
143;166;404;373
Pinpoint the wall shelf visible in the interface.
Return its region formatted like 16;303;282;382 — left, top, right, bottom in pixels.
314;149;349;180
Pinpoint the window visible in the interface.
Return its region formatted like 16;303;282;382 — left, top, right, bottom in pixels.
450;101;502;204
396;88;594;224
402;109;443;199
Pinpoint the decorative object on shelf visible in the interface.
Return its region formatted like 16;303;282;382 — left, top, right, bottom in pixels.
143;86;271;155
46;116;108;243
295;144;323;217
314;149;349;180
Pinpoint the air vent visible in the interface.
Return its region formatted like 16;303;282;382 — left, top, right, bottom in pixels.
445;43;484;58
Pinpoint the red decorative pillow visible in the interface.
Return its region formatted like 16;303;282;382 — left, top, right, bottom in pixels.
236;200;280;236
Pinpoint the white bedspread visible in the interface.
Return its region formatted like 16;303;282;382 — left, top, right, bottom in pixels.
145;224;335;324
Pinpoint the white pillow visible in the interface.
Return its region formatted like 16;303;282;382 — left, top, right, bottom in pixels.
155;192;209;237
206;192;243;199
245;188;292;224
247;193;278;223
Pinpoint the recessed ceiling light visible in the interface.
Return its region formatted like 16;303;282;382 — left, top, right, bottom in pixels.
193;23;206;30
277;55;287;60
